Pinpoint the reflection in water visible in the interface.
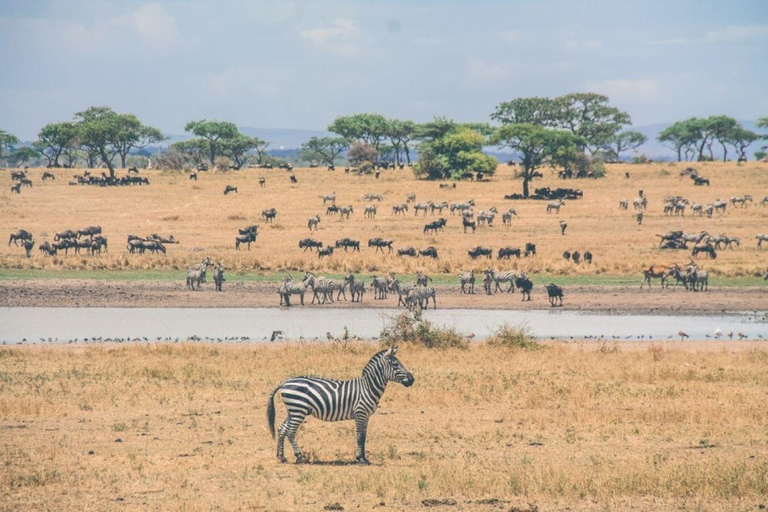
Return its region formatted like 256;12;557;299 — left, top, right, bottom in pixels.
0;307;765;343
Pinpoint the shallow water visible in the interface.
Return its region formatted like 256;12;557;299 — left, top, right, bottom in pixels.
0;307;765;343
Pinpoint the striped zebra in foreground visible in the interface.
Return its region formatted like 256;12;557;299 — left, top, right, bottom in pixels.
267;347;414;464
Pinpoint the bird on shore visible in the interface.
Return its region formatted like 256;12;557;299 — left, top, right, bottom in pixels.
738;331;748;340
678;330;689;341
714;328;722;339
728;331;733;340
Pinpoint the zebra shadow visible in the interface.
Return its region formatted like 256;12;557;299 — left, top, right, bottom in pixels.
302;460;376;467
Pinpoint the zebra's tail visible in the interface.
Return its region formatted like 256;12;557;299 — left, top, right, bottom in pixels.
267;384;283;440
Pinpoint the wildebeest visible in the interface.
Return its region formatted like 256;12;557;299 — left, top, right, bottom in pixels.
290;175;298;184
54;230;77;241
693;176;710;186
8;229;33;246
21;239;35;258
318;246;334;258
368;237;393;253
299;238;323;252
77;226;102;239
730;195;752;208
38;241;55;256
515;275;533;301
419;246;438;259
524;243;537;257
189;172;198;181
572;251;581;264
468;246;492;259
235;231;257;250
53;239;77;255
560;220;567;235
42;171;55;181
259;177;266;188
423;218;447;235
462;216;476;233
498;246;521;259
308;215;321;231
143;240;166;254
619;199;628;210
335;237;361;252
262;208;277;223
397;246;417;257
19;178;33;188
544;284;563;307
692;243;717;259
326;204;340;216
563;251;571;261
584;251;593;264
713;235;739;250
10;183;21;194
224;185;238;195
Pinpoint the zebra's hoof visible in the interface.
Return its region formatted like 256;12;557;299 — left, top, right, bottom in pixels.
296;455;308;464
278;457;287;464
356;457;370;465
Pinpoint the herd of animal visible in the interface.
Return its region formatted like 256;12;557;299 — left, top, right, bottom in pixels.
8;226;107;257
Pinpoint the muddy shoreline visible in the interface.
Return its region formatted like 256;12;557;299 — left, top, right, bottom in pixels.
0;279;765;315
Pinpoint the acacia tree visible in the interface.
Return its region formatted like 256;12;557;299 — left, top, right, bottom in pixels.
555;93;631;152
184;120;239;165
35;122;79;167
602;130;647;162
416;126;497;181
328;113;389;150
170;139;207;167
658;120;698;161
491;124;582;197
385;119;416;165
0;130;19;162
347;141;379;167
300;136;348;166
12;146;41;166
114;120;165;168
222;134;266;169
74;107;125;176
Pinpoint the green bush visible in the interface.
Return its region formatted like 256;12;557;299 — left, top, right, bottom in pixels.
485;323;541;350
380;310;468;349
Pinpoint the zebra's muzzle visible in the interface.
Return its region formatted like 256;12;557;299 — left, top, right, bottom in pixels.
401;373;415;387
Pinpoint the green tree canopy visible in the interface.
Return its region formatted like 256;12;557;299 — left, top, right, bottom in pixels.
12;146;41;166
222;134;266;169
300;136;348;166
328;113;389;149
416;127;497;181
184;120;239;165
602;130;647;162
385;119;416;165
491;124;582;197
0;130;19;161
35;122;79;167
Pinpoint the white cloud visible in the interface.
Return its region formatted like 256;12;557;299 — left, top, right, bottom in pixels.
584;78;660;103
705;24;768;43
124;3;183;51
300;18;360;56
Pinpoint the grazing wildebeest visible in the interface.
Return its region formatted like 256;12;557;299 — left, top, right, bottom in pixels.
397;246;417;257
290;175;298;184
692;243;717;259
335;237;361;252
338;206;354;219
239;225;259;236
515;275;533;301
364;205;377;218
262;208;277;223
392;204;408;216
53;239;77;255
42;171;55;181
299;238;323;252
524;243;537;257
54;230;77;241
38;241;55;256
584;251;593;264
189;171;197;181
326;204;340;216
21;239;35;258
224;185;238;195
77;226;102;239
8;229;33;246
459;270;475;294
545;284;563;307
266;347;414;464
143;240;166;254
468;246;492;259
235;231;257;250
308;215;321;231
318;246;334;258
368;237;394;253
462;216;476;233
498;246;521;259
423;218;446;235
560;220;567;236
757;234;768;249
259;177;266;188
20;178;33;188
419;246;438;259
322;192;336;204
563;250;572;261
10;183;21;194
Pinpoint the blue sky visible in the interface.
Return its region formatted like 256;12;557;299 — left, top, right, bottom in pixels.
1;0;766;139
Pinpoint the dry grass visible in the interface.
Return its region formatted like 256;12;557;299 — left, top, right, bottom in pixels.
1;341;767;510
1;162;767;277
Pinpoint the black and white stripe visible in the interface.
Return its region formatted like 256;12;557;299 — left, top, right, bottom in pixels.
267;347;415;464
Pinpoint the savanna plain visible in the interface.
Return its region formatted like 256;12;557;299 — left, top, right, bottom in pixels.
1;341;767;511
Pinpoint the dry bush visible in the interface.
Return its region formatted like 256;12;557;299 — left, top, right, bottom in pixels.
380;310;468;349
485;322;541;350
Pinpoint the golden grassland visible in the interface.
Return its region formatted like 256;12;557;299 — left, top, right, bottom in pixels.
1;161;767;278
1;341;767;511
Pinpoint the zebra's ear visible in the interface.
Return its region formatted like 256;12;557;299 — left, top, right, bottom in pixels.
384;346;396;357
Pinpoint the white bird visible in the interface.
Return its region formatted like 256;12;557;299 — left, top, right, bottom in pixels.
714;328;722;339
678;330;689;341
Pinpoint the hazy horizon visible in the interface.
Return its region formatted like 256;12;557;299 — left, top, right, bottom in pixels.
1;0;767;140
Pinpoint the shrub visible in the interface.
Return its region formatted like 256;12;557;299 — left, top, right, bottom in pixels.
485;323;541;350
380;310;468;349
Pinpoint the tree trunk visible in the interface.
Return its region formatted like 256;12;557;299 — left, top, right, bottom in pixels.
120;152;127;168
522;171;530;198
677;147;682;162
404;143;411;164
721;142;728;162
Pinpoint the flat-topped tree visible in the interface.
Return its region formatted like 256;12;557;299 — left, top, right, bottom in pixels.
35;122;78;167
184;120;239;165
602;130;647;162
223;134;267;170
301;136;348;167
0;130;19;162
328;113;389;150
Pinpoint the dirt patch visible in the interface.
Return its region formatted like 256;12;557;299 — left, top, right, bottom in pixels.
1;279;766;314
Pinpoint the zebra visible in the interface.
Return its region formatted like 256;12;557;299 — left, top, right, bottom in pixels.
308;215;321;231
388;277;417;307
429;201;449;215
482;271;494;295
262;208;277;223
364;205;377;218
267;347;414;464
477;210;496;226
633;197;647;211
486;268;516;293
502;209;517;226
345;274;366;302
547;199;564;214
303;272;338;304
413;202;432;216
416;271;432;287
213;265;225;291
339;206;354;219
371;275;389;299
278;276;309;307
459;270;475;294
322;192;336;204
691;203;703;216
406;193;416;203
392;204;408;216
186;266;207;290
404;286;437;310
450;200;474;215
619;199;628;210
756;234;768;249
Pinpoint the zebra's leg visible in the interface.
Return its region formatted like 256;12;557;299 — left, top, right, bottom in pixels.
354;412;371;464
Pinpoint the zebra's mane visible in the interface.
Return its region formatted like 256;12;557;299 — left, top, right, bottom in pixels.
291;350;390;382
